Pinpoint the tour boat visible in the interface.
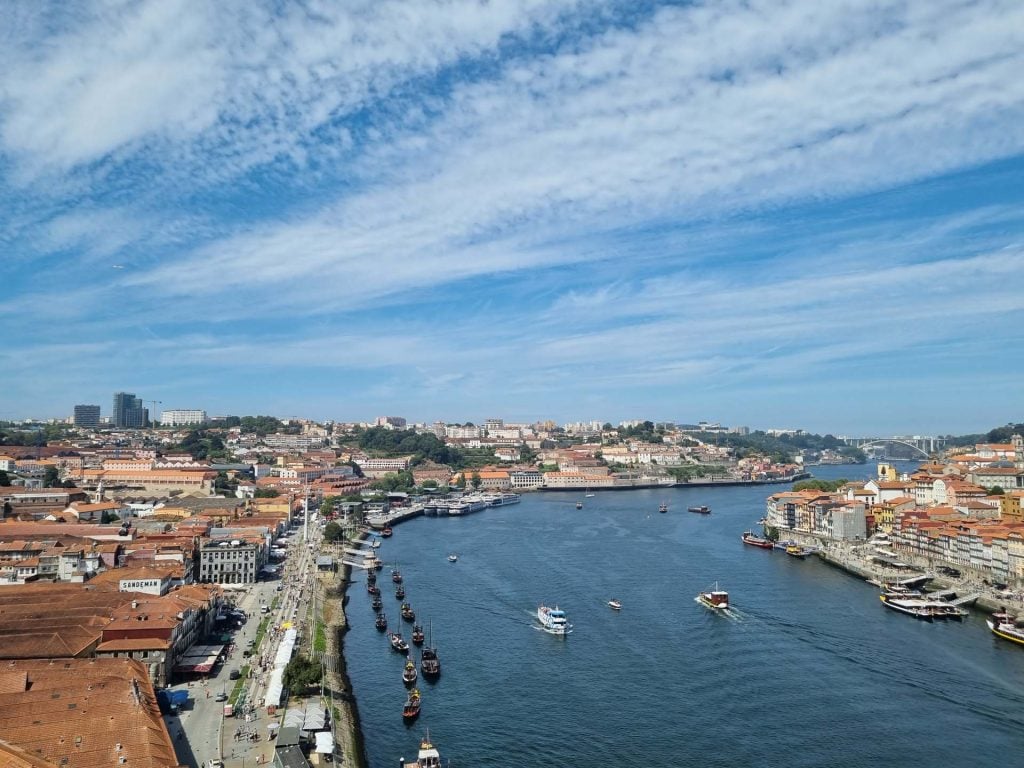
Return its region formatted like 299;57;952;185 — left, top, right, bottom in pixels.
987;611;1024;646
742;531;775;549
879;594;934;621
537;604;572;635
404;733;442;768
395;585;406;600
389;631;410;653
401;603;416;622
420;622;441;679
392;569;403;584
382;526;393;537
785;544;809;558
402;659;419;686
608;599;622;611
375;614;388;631
371;596;383;611
448;554;458;562
688;505;711;514
402;688;421;721
659;503;668;513
695;583;730;611
411;624;425;645
576;501;583;509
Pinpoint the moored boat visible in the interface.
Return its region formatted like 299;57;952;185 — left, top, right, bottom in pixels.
608;599;622;610
879;594;934;621
381;526;393;537
389;631;410;653
688;505;711;514
402;658;418;686
392;569;403;584
367;583;380;595
742;531;775;549
401;603;416;622
785;544;809;558
402;688;421;720
411;623;425;645
695;583;730;611
371;596;383;611
395;585;406;600
537;604;571;635
420;621;441;679
987;611;1024;646
375;613;388;631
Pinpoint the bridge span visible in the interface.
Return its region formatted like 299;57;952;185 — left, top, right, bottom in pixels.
840;435;946;458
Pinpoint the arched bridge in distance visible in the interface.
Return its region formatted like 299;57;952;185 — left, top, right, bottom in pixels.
840;435;947;459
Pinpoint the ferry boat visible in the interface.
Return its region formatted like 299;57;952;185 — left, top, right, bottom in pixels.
688;505;711;514
608;599;622;611
659;503;668;513
785;544;809;558
375;613;388;631
401;603;416;622
695;583;730;611
537;604;571;635
389;631;410;653
411;624;425;645
879;594;933;621
404;733;442;768
402;659;418;686
402;688;421;721
742;531;774;549
987;611;1024;646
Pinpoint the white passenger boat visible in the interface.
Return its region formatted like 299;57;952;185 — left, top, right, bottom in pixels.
537;604;571;635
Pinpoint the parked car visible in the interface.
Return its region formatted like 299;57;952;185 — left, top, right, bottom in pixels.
229;669;241;680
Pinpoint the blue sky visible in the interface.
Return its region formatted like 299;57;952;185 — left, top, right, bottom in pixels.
2;0;1023;435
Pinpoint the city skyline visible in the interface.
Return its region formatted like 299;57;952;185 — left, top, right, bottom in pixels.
3;1;1023;434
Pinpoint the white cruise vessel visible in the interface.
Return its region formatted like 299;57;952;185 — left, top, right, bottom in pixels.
537;604;571;635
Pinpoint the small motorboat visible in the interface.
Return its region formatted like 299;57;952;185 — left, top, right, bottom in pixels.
389;631;410;653
411;624;425;645
658;503;668;513
785;544;809;558
402;688;421;720
375;614;388;631
695;583;730;611
576;501;583;509
448;554;458;562
381;526;394;538
402;659;419;686
608;599;622;611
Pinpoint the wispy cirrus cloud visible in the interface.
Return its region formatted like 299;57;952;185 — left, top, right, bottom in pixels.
1;0;1023;430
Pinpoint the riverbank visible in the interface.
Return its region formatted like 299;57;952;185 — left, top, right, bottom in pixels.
777;530;1022;618
319;539;368;768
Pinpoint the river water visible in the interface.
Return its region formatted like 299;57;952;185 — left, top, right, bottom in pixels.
342;463;1024;767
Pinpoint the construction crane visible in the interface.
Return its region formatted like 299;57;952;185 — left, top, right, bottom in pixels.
146;400;162;427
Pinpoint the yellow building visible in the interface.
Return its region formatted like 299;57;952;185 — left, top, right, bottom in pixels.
1000;491;1024;524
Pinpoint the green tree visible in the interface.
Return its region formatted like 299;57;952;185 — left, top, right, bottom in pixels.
254;488;280;498
62;479;78;488
793;479;848;492
43;466;60;487
282;654;322;693
100;510;120;524
323;521;344;542
470;472;482;490
987;486;1006;495
0;470;10;487
421;479;438;489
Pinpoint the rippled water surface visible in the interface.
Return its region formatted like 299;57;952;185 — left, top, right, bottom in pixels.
342;464;1024;767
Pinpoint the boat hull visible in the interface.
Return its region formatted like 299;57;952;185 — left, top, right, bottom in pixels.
987;619;1024;646
742;533;774;549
